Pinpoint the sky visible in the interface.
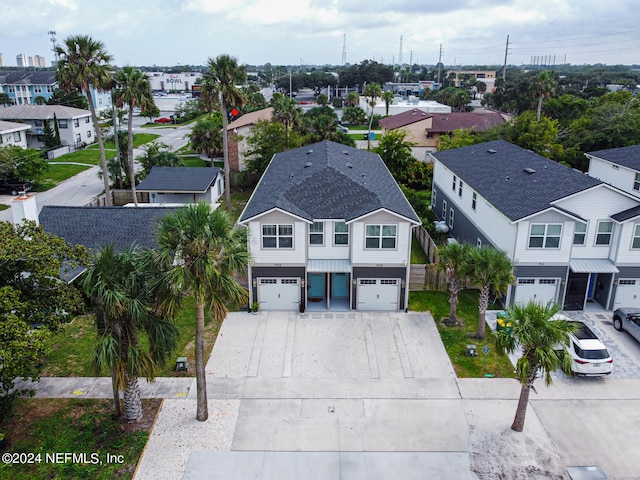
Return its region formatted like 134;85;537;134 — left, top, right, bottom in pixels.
1;0;640;69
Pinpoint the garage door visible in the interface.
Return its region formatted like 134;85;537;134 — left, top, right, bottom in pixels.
257;278;299;310
513;278;558;306
357;279;399;311
614;279;640;309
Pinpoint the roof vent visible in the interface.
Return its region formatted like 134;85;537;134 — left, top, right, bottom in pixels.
524;167;536;174
343;151;350;156
346;162;353;168
306;149;313;155
304;162;312;168
487;149;497;154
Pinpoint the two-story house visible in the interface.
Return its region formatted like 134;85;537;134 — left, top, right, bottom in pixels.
587;145;640;199
0;104;94;149
239;140;421;311
431;140;640;311
0;120;30;148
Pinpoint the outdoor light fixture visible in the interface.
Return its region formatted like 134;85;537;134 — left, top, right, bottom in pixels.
465;344;478;357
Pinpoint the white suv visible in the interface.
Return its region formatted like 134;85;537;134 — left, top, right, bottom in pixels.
553;314;613;376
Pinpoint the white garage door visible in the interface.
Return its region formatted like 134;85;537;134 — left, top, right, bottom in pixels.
614;279;640;309
357;279;399;311
513;278;558;306
258;278;299;310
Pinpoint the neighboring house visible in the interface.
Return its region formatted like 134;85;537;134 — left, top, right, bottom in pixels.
431;140;640;311
447;70;497;92
379;109;506;159
0;70;112;110
239;140;421;312
0;120;30;148
0;104;94;149
587;145;640;199
136;166;224;205
227;107;273;172
360;98;451;117
38;204;181;281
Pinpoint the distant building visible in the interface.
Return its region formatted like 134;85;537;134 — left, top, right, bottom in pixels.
33;55;46;68
447;70;497;92
16;53;27;68
0;53;4;67
147;71;200;92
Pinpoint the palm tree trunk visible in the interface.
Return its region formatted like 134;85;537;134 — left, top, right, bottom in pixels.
476;285;490;339
195;300;208;421
537;96;543;121
127;106;138;206
86;88;112;206
220;92;232;211
123;373;143;422
511;384;531;432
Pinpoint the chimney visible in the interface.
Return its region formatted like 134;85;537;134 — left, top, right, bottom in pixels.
11;194;39;225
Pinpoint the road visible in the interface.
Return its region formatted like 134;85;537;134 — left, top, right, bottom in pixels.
0;120;192;222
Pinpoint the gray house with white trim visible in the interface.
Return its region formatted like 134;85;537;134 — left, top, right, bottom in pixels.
239;140;421;312
431;140;640;311
136;166;224;205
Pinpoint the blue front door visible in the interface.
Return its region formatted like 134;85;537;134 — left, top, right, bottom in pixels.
308;273;325;299
332;273;349;298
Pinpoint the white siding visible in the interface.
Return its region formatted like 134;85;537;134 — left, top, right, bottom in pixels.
248;211;306;264
588;157;640;199
350;211;412;265
513;211;573;264
307;220;350;260
615;222;640;264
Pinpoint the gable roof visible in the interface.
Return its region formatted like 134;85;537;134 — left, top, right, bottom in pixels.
588;145;640;171
432;140;602;221
428;111;506;133
611;204;640;222
0;104;91;121
136;167;221;193
239;140;420;223
0;70;57;86
228;107;273;129
379;109;432;129
0;120;31;133
39;206;180;252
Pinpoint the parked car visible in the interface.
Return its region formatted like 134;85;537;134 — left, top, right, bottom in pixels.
0;178;33;196
613;308;640;343
337;125;349;133
154;117;172;124
552;314;613;376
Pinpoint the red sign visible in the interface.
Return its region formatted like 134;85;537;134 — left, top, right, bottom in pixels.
230;108;239;117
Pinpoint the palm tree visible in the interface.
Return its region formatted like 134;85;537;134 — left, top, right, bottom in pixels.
81;245;178;421
363;82;382;150
112;67;155;207
494;301;577;432
201;55;247;211
381;90;395;116
465;246;514;338
272;96;301;148
55;35;114;205
152;203;249;421
433;242;470;324
530;70;557;121
344;91;359;108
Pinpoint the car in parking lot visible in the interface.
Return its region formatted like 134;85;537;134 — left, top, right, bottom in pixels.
613;308;640;343
553;314;613;376
0;178;33;196
154;117;172;124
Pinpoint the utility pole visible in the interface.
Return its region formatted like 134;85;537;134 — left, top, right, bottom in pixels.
437;44;443;85
47;30;57;63
342;34;347;66
502;34;510;81
398;35;403;66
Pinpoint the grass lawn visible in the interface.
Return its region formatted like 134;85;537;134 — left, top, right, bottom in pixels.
181;156;207;168
41;297;223;377
224;189;252;221
86;133;160;150
0;204;9;211
409;290;515;379
411;235;429;264
35;164;92;191
0;398;160;480
49;149;106;166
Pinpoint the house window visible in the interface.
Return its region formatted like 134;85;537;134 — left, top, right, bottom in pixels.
58;119;68;129
74;118;80;127
448;208;455;229
442;200;447;218
426;132;434;138
573;222;587;246
85;117;90;123
634;173;640;191
34;86;42;93
595;221;613;246
458;180;463;197
13;132;21;142
87;130;92;138
75;133;81;143
528;224;562;248
452;175;457;192
476;238;482;248
8;86;14;92
472;192;477;211
98;98;103;106
35;120;43;127
632;224;640;249
36;135;44;142
309;222;324;245
431;189;437;208
365;224;396;249
262;224;293;249
334;222;349;245
46;85;54;93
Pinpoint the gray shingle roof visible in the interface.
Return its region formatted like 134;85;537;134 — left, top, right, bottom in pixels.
432;140;602;221
239;140;419;223
0;104;91;120
136;167;221;192
0;70;57;86
611;204;640;222
588;145;640;171
39;206;181;252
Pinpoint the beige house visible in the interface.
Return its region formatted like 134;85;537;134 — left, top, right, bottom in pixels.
379;109;507;160
227;107;273;172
